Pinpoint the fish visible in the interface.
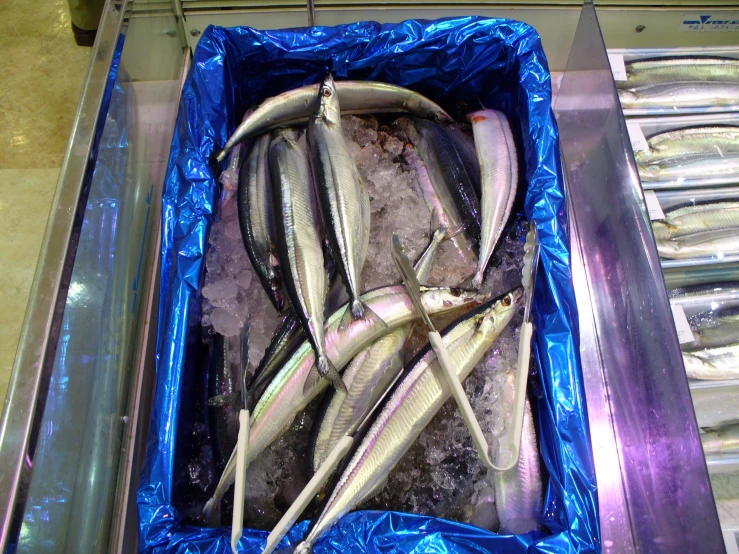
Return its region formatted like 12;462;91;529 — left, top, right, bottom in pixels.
683;343;739;380
652;201;739;241
404;145;478;271
657;228;739;259
635;126;739;182
494;396;543;534
238;133;286;313
468;109;518;289
244;312;303;411
308;74;371;321
669;280;739;298
445;125;482;198
206;333;240;468
203;284;486;517
686;306;739;351
407;117;482;242
701;423;739;456
618;57;739;90
618;82;739;109
216;82;453;162
293;289;522;554
270;128;344;393
309;225;446;473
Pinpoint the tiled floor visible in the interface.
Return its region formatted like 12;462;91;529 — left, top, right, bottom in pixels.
0;1;91;402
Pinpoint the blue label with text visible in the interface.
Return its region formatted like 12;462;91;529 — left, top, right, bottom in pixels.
682;13;739;31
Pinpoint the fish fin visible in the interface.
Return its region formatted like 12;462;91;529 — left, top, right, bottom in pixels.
293;541;313;554
360;301;389;330
202;497;220;522
317;355;347;394
471;270;485;290
303;364;322;395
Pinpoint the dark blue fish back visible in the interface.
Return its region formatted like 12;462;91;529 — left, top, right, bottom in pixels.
140;17;601;554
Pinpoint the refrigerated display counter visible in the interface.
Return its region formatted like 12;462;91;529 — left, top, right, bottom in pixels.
0;0;736;552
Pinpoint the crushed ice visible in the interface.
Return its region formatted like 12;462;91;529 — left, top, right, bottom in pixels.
196;115;529;530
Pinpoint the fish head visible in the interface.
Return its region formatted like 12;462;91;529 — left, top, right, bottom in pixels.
618;89;638;107
420;286;489;315
477;287;524;338
315;73;341;125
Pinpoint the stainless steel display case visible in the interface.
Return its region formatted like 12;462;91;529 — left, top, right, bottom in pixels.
0;0;736;552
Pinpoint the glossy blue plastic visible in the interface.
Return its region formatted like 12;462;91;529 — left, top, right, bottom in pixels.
140;17;600;553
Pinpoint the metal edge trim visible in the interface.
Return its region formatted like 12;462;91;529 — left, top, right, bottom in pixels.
0;0;128;548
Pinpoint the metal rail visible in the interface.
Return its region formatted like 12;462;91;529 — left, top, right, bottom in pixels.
0;0;128;549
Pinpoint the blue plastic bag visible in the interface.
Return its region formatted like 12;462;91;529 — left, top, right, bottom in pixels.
139;17;600;553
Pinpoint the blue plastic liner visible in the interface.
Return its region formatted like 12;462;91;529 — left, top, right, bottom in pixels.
139;17;600;554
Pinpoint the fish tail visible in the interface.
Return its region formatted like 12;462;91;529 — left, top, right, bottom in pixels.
351;299;365;319
293;541;313;554
202;497;219;520
471;271;485;290
318;355;347;394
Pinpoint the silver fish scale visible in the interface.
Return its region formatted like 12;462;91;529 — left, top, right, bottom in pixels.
639;126;739;163
654;203;739;240
620;82;739;108
622;57;739;89
272;133;327;355
683;343;739;380
658;228;739;259
249;134;276;260
310;116;370;308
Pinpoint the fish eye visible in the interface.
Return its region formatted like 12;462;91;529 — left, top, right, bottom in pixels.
502;295;512;307
322;87;332;98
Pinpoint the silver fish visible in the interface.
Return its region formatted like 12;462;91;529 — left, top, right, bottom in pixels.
203;285;485;517
669;281;739;298
702;423;739;455
683;343;739;380
686;306;739;351
294;289;522;553
653;201;739;241
270;129;344;392
404;144;478;270
619;82;739;109
217;82;453;162
636;126;739;182
494;397;543;534
618;57;739;90
407;117;482;242
238;134;286;313
308;74;371;320
468;109;518;289
657;228;739;259
310;227;445;472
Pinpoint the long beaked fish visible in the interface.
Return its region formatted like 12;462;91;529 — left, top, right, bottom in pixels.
657;228;739;259
217;81;453;162
404;144;478;270
619;82;739;109
270;129;344;392
309;226;445;472
308;74;371;321
203;285;486;517
702;423;739;456
294;289;522;553
238;133;286;313
468;109;518;288
653;201;739;241
683;343;739;380
244;311;303;411
494;396;542;534
407;117;482;242
636;126;739;182
206;333;240;468
669;280;739;298
618;57;739;90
